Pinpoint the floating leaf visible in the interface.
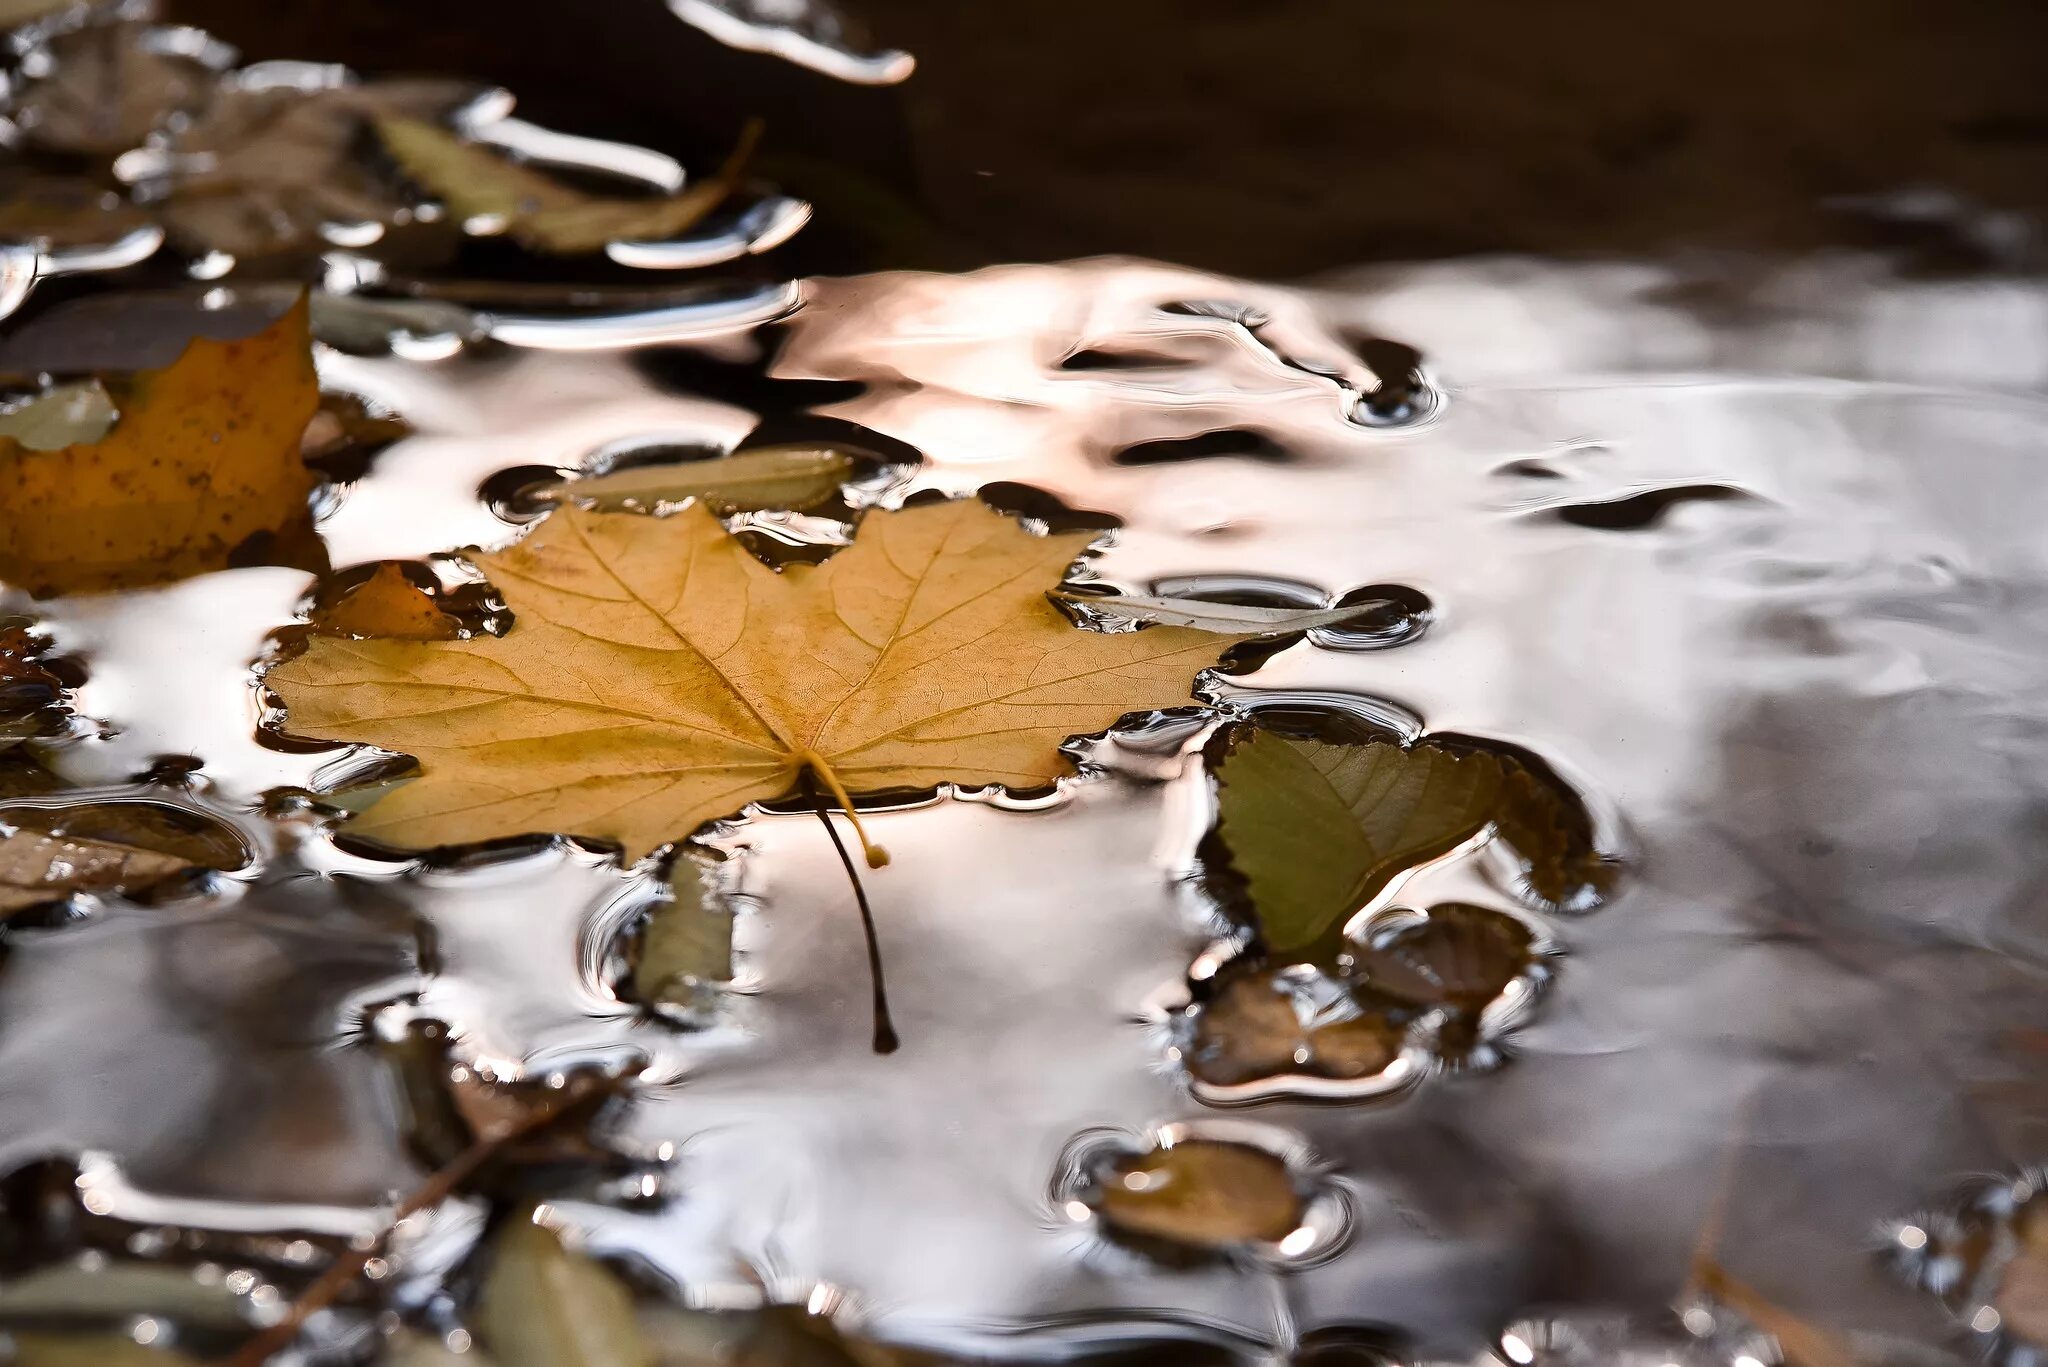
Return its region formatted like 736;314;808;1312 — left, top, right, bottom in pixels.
1095;1140;1304;1250
1053;591;1379;636
1352;903;1538;1058
0;799;249;871
1214;731;1603;962
1186;968;1403;1088
377;116;758;255
541;446;857;514
0;178;154;251
0;381;116;451
268;499;1246;862
154;80;478;260
477;1214;656;1367
0;826;195;915
313;564;461;641
0;297;322;597
0;622;69;747
633;850;735;1014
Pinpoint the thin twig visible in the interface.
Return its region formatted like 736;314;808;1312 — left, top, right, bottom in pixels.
800;771;899;1054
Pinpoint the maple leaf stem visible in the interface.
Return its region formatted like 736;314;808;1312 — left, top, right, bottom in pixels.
222;1077;600;1367
799;770;900;1055
797;750;890;868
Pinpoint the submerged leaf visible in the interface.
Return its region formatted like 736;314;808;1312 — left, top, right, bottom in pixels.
0;826;194;914
1053;591;1378;636
542;446;856;514
1095;1140;1304;1250
1998;1203;2048;1348
0;622;69;747
269;499;1246;861
1186;968;1403;1088
14;22;211;155
0;178;154;251
378;116;758;255
0;381;116;451
1;1333;204;1366
313;564;461;641
477;1215;655;1367
0;800;248;871
1214;731;1603;961
0;297;322;597
633;851;735;1013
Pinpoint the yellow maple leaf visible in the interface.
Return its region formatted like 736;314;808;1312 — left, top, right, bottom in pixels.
0;297;321;598
268;499;1244;862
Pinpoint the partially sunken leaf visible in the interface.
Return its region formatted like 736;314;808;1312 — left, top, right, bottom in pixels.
1054;591;1377;636
0;622;68;747
1187;968;1402;1088
378;116;756;255
269;500;1244;861
477;1215;655;1367
1215;731;1602;961
1095;1140;1303;1250
0;827;194;914
0;381;116;451
0;297;322;597
542;446;856;514
313;564;461;641
634;851;735;1013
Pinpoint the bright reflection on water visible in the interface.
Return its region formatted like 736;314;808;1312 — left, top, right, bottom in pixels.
4;254;2048;1363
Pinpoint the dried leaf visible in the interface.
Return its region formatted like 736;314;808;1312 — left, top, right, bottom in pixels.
477;1214;655;1367
377;116;756;255
0;800;249;870
542;446;856;514
0;297;321;597
1095;1140;1304;1250
0;177;154;251
633;851;735;1014
0;826;194;914
269;500;1244;861
1054;591;1378;636
1214;731;1603;961
313;564;461;641
1351;903;1534;1013
156;81;477;258
1998;1203;2048;1347
0;381;116;451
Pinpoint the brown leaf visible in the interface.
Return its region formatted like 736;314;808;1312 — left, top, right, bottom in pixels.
1094;1139;1304;1250
269;499;1247;862
1186;968;1403;1088
13;22;212;155
0;296;322;597
0;826;194;915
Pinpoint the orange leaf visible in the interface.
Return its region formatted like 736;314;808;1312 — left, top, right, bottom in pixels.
313;563;460;641
0;296;322;598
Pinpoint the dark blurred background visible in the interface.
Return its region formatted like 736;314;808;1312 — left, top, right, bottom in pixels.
165;0;2048;277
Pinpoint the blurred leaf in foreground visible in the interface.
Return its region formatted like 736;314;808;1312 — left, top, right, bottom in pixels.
541;446;856;515
477;1213;654;1367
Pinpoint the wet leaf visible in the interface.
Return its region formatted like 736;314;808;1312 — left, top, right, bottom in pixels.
155;81;478;259
14;23;212;155
0;177;154;251
0;752;63;796
269;499;1246;862
0;623;69;747
1053;591;1380;636
542;446;857;514
1187;968;1402;1088
377;116;757;255
0;382;116;452
0;1259;251;1330
0;800;248;871
1095;1140;1304;1250
477;1214;655;1367
634;850;735;1013
1351;903;1535;1012
389;1329;501;1366
1998;1202;2048;1347
0;1333;204;1366
299;392;414;470
1214;731;1603;961
0;296;322;597
312;564;461;641
0;826;194;914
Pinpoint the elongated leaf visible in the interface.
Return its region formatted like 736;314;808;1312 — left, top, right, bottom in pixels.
477;1215;655;1367
1053;591;1374;636
1215;731;1603;961
541;446;855;514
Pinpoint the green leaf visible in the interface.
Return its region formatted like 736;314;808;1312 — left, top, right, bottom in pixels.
0;1260;251;1329
633;851;735;1016
541;446;857;515
1050;591;1377;635
477;1214;655;1367
1214;730;1603;961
